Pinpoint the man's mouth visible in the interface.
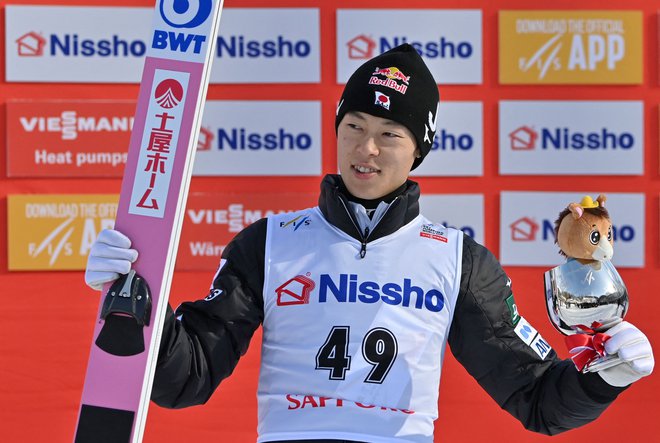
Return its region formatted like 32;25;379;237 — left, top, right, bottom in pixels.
353;165;380;174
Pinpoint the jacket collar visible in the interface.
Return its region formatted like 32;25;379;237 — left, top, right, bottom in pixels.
318;174;421;242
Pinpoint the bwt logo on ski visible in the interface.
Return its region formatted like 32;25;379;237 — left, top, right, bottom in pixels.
152;0;213;54
346;34;474;60
508;125;634;150
509;216;635;242
216;128;313;151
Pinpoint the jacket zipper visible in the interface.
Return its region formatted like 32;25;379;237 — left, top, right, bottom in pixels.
337;194;399;259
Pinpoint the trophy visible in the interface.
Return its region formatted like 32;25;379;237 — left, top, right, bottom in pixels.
543;195;629;372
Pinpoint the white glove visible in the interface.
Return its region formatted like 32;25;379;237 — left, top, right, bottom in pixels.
84;229;138;291
597;321;654;387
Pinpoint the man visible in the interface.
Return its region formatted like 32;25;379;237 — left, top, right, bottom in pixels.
85;44;654;443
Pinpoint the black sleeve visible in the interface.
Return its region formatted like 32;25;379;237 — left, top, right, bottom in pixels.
151;218;267;409
448;234;627;435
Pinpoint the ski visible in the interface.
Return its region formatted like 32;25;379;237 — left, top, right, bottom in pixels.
74;1;224;442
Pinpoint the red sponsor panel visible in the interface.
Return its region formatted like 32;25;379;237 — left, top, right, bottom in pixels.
6;100;136;177
176;192;317;271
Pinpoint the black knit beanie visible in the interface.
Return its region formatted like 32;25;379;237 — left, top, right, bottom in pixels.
335;43;440;170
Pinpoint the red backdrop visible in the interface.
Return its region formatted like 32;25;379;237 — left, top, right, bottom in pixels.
1;0;658;442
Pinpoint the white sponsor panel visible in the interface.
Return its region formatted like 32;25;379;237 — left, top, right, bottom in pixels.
193;101;321;176
500;191;644;268
6;6;319;83
412;101;483;177
418;194;484;245
337;9;482;84
499;101;643;175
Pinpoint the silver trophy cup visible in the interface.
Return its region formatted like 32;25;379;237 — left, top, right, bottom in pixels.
544;259;629;372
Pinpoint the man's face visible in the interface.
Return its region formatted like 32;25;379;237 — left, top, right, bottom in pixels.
337;112;418;200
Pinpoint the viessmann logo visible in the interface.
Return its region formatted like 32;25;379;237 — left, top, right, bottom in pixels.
19;111;134;140
276;273;445;313
508;125;634;150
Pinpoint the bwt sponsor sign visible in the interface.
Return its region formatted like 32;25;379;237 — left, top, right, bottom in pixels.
418;194;484;245
193;101;322;176
6;100;134;178
499;11;642;84
411;102;483;177
499;101;643;175
337;9;482;84
177;192;317;270
500;192;644;268
8;195;119;270
6;6;320;83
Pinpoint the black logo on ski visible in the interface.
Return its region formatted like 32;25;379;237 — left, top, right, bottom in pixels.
95;270;152;356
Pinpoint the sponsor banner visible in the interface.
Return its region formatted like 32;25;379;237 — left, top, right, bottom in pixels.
337;9;482;84
500;191;644;268
418;194;484;245
176;192;317;270
8;194;118;270
6;100;134;178
411;101;483;177
499;11;642;84
6;6;319;83
499;101;643;175
192;101;322;176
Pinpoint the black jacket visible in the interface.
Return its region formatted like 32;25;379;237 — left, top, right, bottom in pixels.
152;174;625;435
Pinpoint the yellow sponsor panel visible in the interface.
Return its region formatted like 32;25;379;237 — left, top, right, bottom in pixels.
8;194;119;270
499;11;642;84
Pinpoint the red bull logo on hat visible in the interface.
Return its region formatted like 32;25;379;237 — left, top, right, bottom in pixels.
369;66;410;94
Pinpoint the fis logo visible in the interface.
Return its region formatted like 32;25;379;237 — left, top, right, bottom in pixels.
152;0;213;54
508;125;634;150
279;214;311;231
510;216;635;243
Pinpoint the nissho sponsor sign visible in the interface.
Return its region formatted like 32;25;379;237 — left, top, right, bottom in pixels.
193;101;321;176
499;11;642;84
337;9;482;84
499;101;643;175
411;102;483;177
418;194;484;245
6;6;319;83
500;192;644;268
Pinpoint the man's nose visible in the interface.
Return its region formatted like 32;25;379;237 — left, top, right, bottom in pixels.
357;136;379;156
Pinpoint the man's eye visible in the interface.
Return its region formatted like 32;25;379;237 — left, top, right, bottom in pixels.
383;132;400;138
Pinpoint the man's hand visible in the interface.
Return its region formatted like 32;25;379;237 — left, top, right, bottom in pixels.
85;229;138;291
597;321;654;387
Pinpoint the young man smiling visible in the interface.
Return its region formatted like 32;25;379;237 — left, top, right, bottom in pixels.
85;44;653;442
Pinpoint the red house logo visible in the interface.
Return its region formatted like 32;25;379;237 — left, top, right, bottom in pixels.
197;126;214;151
347;35;377;60
276;275;315;306
510;217;539;241
509;126;538;150
16;32;47;57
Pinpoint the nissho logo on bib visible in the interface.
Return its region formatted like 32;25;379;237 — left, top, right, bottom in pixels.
319;274;445;313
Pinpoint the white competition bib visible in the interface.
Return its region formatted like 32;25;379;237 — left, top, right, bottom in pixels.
257;207;463;443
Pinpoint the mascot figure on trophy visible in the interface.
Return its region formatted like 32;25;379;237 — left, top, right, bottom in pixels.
544;194;629;372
